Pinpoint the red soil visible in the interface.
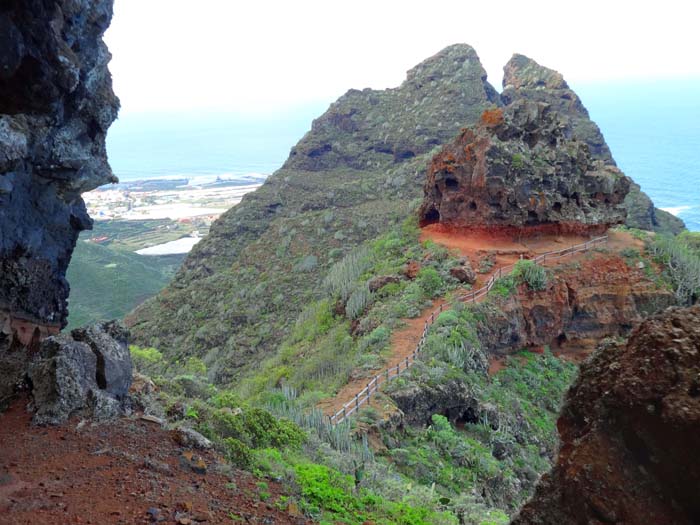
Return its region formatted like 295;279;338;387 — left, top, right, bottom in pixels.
0;400;310;525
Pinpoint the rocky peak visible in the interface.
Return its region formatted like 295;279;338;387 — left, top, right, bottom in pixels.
501;53;685;233
501;53;613;163
503;53;568;91
419;100;631;233
285;43;499;171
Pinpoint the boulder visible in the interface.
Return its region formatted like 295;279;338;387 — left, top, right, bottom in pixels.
71;321;132;399
450;262;476;284
513;305;700;524
419;101;631;234
28;321;132;425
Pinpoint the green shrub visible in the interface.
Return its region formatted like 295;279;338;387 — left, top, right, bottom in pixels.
209;390;242;409
489;275;515;297
183;356;207;376
512;260;548;291
223;437;253;467
129;345;163;372
417;267;444;297
211;408;305;449
170;375;216;399
294;463;357;516
649;234;700;305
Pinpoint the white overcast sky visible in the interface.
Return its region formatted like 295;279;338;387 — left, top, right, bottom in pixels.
105;0;700;115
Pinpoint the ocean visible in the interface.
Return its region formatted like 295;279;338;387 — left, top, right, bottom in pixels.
107;81;699;230
577;80;700;231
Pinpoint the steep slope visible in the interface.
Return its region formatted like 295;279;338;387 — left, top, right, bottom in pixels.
127;44;500;382
501;54;685;234
513;305;700;524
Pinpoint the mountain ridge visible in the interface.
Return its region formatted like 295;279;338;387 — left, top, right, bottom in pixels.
127;44;684;384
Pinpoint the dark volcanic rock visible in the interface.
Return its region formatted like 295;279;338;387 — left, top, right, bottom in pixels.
419;101;631;233
71;321;132;399
502;54;614;163
449;261;476;284
0;0;118;343
501;54;685;233
286;44;499;171
368;275;401;293
28;321;132;425
513;305;700;525
625;181;686;234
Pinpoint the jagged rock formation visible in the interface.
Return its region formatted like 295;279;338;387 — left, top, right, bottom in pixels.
28;321;132;425
128;45;499;382
0;0;118;406
513;305;700;524
501;54;614;163
286;44;499;171
418;101;631;233
501;54;684;233
625;181;686;234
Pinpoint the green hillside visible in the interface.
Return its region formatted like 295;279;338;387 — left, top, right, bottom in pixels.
66;240;182;330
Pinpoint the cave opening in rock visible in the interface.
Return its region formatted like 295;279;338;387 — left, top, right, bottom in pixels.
421;205;440;226
444;175;459;189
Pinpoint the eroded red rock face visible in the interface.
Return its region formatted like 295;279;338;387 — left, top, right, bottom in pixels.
418;101;630;235
513;305;700;525
478;254;675;360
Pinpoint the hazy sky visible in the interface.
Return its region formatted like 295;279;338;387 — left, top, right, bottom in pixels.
105;0;699;115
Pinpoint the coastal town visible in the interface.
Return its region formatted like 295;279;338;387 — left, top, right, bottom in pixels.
81;177;263;254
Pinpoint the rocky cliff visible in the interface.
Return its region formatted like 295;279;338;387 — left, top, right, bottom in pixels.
478;252;675;357
0;0;118;405
500;54;684;234
286;44;500;171
513;305;700;524
418;101;630;233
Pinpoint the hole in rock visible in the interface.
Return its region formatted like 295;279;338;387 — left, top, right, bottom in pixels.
444;176;459;189
421;206;440;226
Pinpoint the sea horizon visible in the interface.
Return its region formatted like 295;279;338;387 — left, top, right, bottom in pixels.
107;80;699;231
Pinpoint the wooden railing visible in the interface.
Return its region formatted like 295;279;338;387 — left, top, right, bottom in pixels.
327;235;608;425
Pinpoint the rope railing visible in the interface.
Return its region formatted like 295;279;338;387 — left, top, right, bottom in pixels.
327;235;608;425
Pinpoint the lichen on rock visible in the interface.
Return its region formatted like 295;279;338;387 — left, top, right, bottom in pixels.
28;321;132;425
419;100;631;234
